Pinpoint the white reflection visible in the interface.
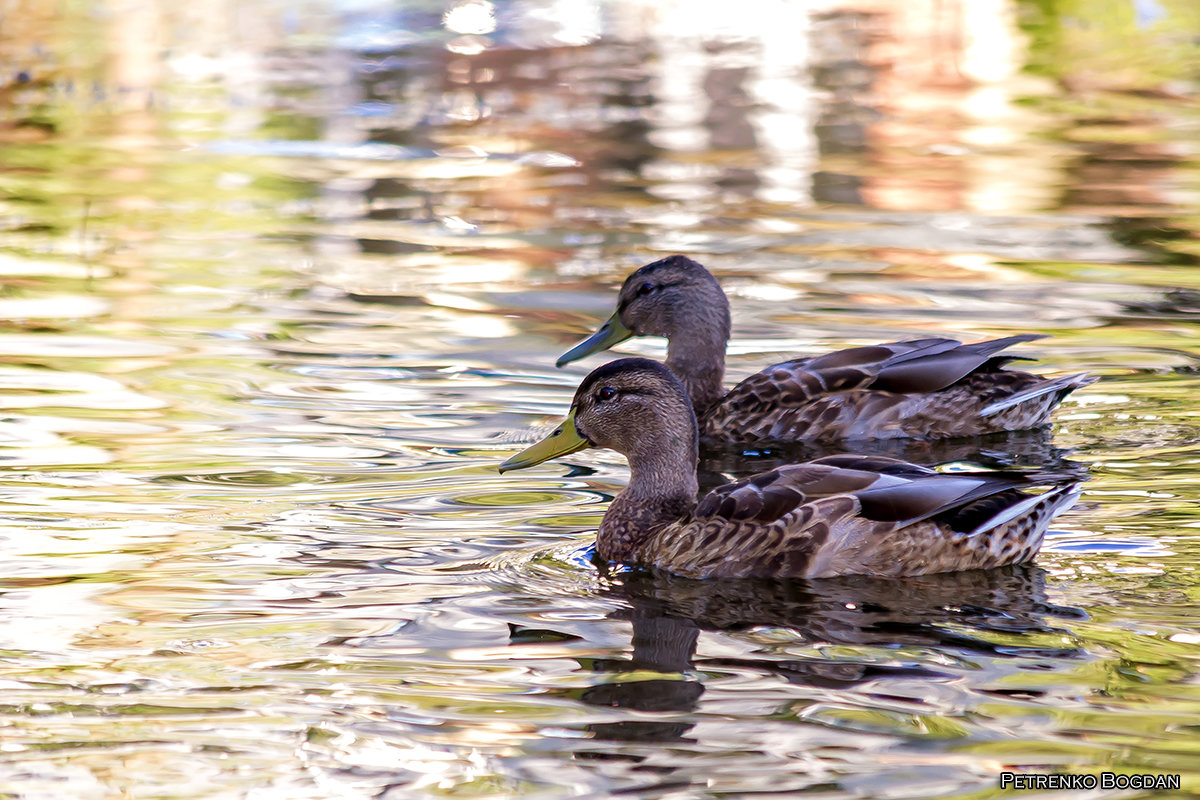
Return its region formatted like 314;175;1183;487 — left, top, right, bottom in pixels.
746;1;816;205
0;419;110;465
636;0;817;204
509;0;602;47
0;252;112;279
734;283;803;302
444;0;497;35
0;583;112;653
0;295;109;319
0;368;165;411
446;34;492;55
0;335;175;357
645;10;707;153
958;0;1057;213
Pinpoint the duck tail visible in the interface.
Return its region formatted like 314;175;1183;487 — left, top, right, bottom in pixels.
967;483;1082;537
979;373;1097;417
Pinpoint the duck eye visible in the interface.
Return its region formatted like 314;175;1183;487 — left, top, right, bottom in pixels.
636;282;656;296
596;386;617;402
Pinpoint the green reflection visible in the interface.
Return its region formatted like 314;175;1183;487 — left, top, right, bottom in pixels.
1021;0;1200;84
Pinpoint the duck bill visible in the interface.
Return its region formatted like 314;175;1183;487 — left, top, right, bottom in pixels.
499;408;590;472
555;313;633;367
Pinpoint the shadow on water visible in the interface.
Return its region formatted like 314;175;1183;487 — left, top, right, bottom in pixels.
558;565;1087;751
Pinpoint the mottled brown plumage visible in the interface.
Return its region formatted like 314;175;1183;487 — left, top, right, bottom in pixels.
500;359;1082;579
556;255;1095;444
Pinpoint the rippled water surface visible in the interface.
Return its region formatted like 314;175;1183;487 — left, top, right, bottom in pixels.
2;0;1200;797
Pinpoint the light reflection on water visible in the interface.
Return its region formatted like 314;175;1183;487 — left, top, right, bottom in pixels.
1;0;1200;796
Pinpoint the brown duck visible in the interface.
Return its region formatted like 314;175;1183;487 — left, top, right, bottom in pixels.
500;358;1081;579
556;255;1094;444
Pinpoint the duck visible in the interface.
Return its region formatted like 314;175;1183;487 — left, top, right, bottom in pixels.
556;255;1094;444
499;358;1081;580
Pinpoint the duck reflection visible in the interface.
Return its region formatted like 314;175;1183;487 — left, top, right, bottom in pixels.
581;600;704;746
574;564;1085;748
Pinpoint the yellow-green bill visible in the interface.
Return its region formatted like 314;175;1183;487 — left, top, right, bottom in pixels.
555;313;633;367
499;408;590;472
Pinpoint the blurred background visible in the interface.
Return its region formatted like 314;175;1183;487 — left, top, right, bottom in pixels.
1;0;1199;797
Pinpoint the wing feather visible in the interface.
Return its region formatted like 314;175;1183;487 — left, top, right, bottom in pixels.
870;335;1045;394
702;335;1077;442
650;459;1080;579
693;463;890;525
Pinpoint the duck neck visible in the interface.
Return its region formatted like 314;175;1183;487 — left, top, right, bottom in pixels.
597;432;699;564
665;296;730;416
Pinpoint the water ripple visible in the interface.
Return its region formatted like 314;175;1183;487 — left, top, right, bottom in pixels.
2;1;1200;797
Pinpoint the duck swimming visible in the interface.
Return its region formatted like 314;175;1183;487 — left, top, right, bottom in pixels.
500;358;1080;579
556;255;1094;444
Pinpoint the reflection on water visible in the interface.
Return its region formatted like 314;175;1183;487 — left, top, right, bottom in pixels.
582;566;1087;755
1;0;1200;796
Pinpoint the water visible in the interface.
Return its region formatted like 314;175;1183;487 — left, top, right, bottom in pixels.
1;0;1199;797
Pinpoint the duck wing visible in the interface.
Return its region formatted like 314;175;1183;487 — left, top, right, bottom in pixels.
703;335;1061;442
650;456;1078;580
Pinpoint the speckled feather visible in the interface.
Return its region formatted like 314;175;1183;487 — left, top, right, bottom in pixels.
609;455;1080;579
704;342;1097;443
